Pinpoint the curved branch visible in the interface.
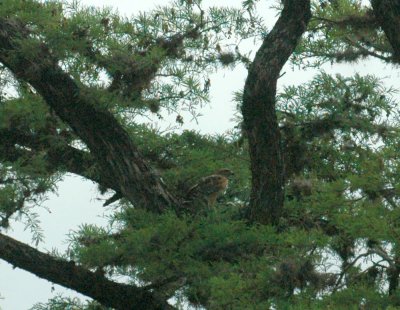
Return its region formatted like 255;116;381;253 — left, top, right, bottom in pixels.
0;18;179;213
0;233;174;309
241;0;311;224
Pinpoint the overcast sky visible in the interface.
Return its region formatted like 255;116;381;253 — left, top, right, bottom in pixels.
1;1;400;309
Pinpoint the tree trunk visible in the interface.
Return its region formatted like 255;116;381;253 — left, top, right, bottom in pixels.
241;0;311;224
371;0;400;62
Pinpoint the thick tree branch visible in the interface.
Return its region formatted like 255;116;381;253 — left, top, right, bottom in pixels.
0;233;173;309
0;18;179;213
371;0;400;62
241;0;311;224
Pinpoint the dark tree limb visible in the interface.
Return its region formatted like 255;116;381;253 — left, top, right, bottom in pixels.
241;0;311;224
388;255;400;295
0;18;180;213
371;0;400;62
0;233;174;309
0;128;119;193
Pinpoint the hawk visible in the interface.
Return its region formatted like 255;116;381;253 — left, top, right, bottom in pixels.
185;168;234;206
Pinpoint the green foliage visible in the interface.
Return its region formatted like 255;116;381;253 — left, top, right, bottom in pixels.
294;0;391;67
278;72;398;178
0;0;264;118
3;0;400;309
30;295;107;310
68;207;329;308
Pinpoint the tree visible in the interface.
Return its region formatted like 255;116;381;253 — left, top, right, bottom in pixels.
2;0;400;309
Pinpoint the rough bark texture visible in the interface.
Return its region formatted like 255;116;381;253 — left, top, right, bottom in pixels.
388;265;400;295
241;0;311;224
0;233;173;309
0;18;179;213
371;0;400;62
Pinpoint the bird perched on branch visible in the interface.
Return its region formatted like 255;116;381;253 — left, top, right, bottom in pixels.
104;168;234;208
185;168;234;207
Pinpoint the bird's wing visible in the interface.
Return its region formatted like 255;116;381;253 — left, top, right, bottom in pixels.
186;174;229;199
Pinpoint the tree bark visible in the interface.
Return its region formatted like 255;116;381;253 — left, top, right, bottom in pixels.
388;264;400;295
241;0;311;224
0;18;179;213
371;0;400;62
0;233;173;309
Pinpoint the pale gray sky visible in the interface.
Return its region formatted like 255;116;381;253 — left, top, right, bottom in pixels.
1;1;399;309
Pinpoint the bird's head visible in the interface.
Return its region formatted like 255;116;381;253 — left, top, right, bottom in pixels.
215;168;234;177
